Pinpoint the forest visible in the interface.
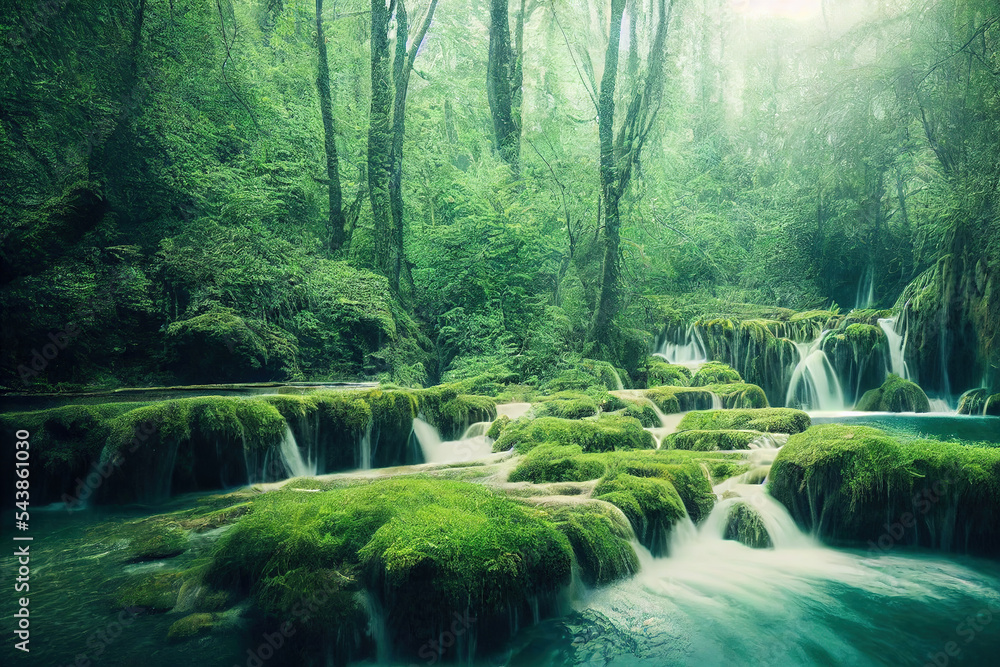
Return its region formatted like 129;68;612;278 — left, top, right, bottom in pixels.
1;0;999;666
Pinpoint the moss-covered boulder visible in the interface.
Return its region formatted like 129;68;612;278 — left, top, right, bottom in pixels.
677;408;810;434
855;374;931;413
691;362;743;386
645;386;715;413
533;395;600;420
666;429;769;451
493;415;654;454
486;414;511;440
417;385;497;440
205;478;574;661
594;472;687;556
544;501;639;586
165;307;299;383
769;424;1000;555
701;383;769;409
724;502;773;549
508;445;607;483
544;358;625;392
646;360;692;388
957;388;1000;416
167;613;219;641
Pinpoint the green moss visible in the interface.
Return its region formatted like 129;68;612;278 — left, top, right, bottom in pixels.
843;323;885;349
544;358;624;392
594;472;687;555
533;396;600;420
724;503;772;549
691;362;743;386
645;386;715;413
677;408;810;434
700;383;769;409
957;388;999;415
855;374;931;413
167;613;218;640
666;429;768;451
205;478;573;657
769;424;1000;555
508;445;608;483
646;360;692;388
545;502;639;586
493;415;655;454
114;572;184;611
486;414;511;440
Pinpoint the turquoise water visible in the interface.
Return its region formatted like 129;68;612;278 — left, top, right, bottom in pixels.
810;412;1000;444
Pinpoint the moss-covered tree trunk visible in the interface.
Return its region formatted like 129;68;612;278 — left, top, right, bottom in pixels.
390;0;439;297
487;0;520;175
368;0;395;288
589;0;627;349
316;0;347;253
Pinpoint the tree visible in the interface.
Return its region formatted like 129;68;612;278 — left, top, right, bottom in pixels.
369;0;438;294
487;0;523;174
316;0;348;252
590;0;673;349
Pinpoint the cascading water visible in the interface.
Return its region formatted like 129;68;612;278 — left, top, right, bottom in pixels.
878;316;910;380
854;266;875;309
412;417;494;464
278;425;317;478
655;325;708;365
785;331;846;411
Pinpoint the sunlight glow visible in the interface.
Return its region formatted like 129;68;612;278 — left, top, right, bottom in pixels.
731;0;822;19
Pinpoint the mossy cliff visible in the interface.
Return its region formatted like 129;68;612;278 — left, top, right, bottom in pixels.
0;385;497;505
769;424;1000;555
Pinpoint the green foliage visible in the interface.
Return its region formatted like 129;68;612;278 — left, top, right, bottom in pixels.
646;360;692;387
533;395;600;420
508;445;607;483
855;374;931;413
544;502;639;586
594;472;687;555
677;408;811;434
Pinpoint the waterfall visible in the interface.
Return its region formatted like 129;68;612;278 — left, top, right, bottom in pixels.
785;331;846;411
855;266;875;309
877;316;910;380
358;422;373;470
278;425;317;478
655;325;708;365
412;418;493;464
461;421;492;439
701;493;813;550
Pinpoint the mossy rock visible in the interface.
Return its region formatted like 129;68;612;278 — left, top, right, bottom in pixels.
533;395;600;420
646;360;692;388
545;501;639;586
417;385;497;440
842;323;885;349
666;429;768;451
167;613;218;641
691;362;743;386
701;383;769;409
165;307;299;383
769;424;1000;555
493;415;654;454
645;386;715;413
594;472;687;556
855;374;931;413
724;503;773;549
677;408;810;434
486;414;511;440
957;388;1000;416
508;445;607;483
114;572;185;611
205;478;573;660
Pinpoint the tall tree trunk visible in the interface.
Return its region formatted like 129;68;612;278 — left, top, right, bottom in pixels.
389;0;439;297
487;0;520;175
316;0;347;252
589;0;627;349
368;0;395;284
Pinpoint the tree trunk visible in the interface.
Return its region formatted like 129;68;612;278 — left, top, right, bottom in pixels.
487;0;520;174
589;0;627;348
316;0;347;252
368;0;395;284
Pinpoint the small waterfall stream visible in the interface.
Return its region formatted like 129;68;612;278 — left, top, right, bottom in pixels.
655;325;708;365
785;330;847;410
878;316;910;379
277;425;317;477
412;417;494;464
